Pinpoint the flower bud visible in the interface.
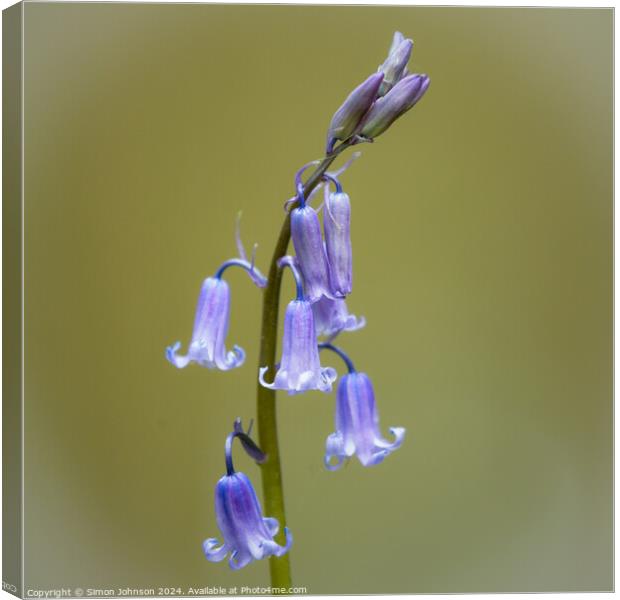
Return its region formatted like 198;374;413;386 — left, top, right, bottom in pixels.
360;74;430;139
325;72;384;154
290;205;334;303
324;191;352;296
378;33;413;96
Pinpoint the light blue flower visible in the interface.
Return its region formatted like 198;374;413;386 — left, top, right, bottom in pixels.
259;257;337;394
320;344;405;469
166;258;266;371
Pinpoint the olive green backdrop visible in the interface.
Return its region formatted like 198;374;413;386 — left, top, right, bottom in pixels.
21;3;612;594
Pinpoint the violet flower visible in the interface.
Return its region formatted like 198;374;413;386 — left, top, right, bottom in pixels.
290;164;338;303
324;180;352;297
361;74;430;140
313;297;365;341
259;257;337;394
204;419;292;570
166;258;266;370
320;344;405;469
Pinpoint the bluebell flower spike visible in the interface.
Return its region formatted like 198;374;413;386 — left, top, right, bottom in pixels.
204;421;291;570
319;344;405;469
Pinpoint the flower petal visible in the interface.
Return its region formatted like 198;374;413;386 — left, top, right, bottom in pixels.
258;366;276;389
263;517;279;537
166;342;191;369
203;538;228;562
374;426;406;451
324;432;346;471
229;550;252;571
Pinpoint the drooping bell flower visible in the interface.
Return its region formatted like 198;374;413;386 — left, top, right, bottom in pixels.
290;165;337;303
377;32;414;96
204;419;292;570
320;344;405;469
361;74;430;140
325;72;384;154
259;257;337;394
166;257;267;370
323;178;352;297
313;297;365;341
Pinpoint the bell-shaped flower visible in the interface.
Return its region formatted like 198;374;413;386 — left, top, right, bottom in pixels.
260;257;337;394
324;187;352;297
320;345;404;469
313;297;365;341
166;257;266;371
260;299;337;394
291;204;335;303
378;32;414;96
325;72;384;154
360;73;430;140
204;420;292;570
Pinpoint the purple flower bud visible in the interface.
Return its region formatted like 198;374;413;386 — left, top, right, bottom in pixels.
360;74;430;139
324;191;352;296
204;472;292;570
166;277;244;371
378;33;413;96
259;299;337;394
291;205;334;303
325;372;405;469
313;297;366;340
326;72;384;154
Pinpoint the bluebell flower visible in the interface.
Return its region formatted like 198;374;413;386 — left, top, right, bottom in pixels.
259;257;337;394
290;204;335;303
313;297;365;341
204;420;292;570
289;164;339;303
166;258;266;370
319;344;405;469
324;185;352;297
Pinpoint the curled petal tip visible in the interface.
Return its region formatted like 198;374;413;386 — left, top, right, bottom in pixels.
203;538;227;563
166;342;190;369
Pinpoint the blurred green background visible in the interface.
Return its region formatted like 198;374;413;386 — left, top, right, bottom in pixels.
22;4;612;594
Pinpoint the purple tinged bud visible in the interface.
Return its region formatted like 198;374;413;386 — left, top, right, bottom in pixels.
325;372;405;470
166;277;244;371
360;74;430;139
324;191;352;296
388;31;406;55
326;72;384;154
203;472;292;570
378;35;413;96
313;297;366;340
291;205;334;303
259;299;337;394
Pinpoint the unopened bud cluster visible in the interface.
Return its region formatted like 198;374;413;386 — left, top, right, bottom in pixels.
326;31;430;153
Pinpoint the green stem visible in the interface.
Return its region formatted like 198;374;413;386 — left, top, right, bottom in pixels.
256;141;352;589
